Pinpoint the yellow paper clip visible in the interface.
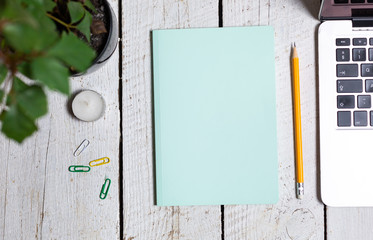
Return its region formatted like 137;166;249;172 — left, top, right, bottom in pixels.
100;178;111;200
89;157;110;167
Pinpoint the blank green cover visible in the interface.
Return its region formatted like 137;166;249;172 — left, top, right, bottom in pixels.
152;26;278;206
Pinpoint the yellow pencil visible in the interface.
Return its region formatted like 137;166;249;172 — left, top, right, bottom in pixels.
292;43;304;199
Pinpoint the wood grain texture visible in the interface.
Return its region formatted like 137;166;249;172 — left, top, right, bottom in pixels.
223;0;324;239
0;0;120;239
327;208;373;240
3;0;373;239
121;1;222;239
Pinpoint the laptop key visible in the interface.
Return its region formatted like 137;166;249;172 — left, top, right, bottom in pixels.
370;111;373;126
334;0;348;3
369;48;373;61
361;64;373;77
336;48;350;61
358;95;371;108
336;38;350;46
337;80;362;93
351;0;365;3
337;64;358;77
366;79;373;92
354;111;368;126
337;111;351;127
337;95;355;108
353;38;367;46
353;48;366;61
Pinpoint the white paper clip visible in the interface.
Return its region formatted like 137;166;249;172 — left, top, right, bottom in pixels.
73;139;90;157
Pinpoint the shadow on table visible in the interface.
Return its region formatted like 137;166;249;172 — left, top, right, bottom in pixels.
289;26;323;203
300;0;323;203
150;31;158;205
299;0;321;20
313;25;322;203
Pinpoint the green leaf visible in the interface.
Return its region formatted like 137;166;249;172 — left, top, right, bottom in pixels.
17;86;47;120
24;0;58;39
0;105;37;143
77;12;92;41
1;1;58;52
20;0;44;6
2;23;40;53
43;0;56;12
0;1;31;21
17;62;33;79
19;0;59;47
19;0;44;10
22;0;58;30
84;0;96;13
0;64;8;85
0;90;4;100
68;1;85;23
0;1;5;15
12;77;28;92
48;33;96;72
31;57;70;95
12;78;47;120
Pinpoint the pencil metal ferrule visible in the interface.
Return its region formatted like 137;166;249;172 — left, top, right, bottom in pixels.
297;182;304;199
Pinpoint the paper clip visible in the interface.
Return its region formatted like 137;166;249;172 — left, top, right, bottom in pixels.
73;139;90;157
68;165;91;172
99;178;111;200
89;157;110;167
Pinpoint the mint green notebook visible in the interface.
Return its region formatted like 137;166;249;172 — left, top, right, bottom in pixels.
152;26;278;206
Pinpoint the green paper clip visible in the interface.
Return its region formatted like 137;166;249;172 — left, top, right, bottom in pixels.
99;178;111;200
68;165;91;172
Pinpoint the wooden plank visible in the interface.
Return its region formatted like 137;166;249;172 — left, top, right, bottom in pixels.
327;208;373;239
0;140;7;239
0;0;120;238
121;1;222;239
0;124;50;239
222;0;324;239
222;0;268;26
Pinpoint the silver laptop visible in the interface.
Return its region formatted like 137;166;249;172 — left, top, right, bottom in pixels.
319;0;373;206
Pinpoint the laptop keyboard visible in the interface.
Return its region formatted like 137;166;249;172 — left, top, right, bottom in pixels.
336;37;373;127
334;0;373;3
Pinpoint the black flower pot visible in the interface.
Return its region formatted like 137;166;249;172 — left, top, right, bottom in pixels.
77;0;118;75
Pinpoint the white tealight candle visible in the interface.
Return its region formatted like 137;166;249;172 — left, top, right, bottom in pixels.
72;90;105;122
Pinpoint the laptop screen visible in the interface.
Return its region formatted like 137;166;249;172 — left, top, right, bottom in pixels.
320;0;373;20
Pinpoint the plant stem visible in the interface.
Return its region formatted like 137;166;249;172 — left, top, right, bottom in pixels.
46;13;76;30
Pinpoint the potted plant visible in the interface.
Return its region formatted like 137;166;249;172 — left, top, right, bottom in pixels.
0;0;118;143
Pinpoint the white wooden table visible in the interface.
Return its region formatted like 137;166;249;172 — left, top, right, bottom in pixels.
1;0;373;239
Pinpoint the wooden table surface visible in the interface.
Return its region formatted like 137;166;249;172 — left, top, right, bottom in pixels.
2;0;373;239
